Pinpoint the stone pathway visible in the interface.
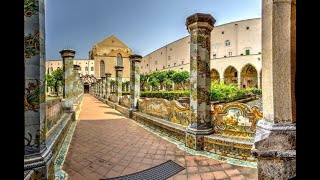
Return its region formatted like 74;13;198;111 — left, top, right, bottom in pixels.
63;94;258;180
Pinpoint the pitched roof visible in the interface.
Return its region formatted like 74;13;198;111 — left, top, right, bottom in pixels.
93;34;130;49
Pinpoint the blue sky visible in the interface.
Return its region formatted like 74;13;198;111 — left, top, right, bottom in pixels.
46;0;261;60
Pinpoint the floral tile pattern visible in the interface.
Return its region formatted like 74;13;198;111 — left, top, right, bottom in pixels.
24;0;46;156
138;98;190;126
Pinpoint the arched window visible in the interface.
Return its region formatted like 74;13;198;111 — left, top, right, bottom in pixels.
85;67;88;71
117;54;123;66
91;67;94;71
100;60;105;77
225;40;230;46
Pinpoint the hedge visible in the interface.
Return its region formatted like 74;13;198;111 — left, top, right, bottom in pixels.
140;84;261;102
140;91;189;100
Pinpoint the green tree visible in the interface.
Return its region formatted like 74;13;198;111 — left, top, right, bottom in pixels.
46;68;63;96
154;71;167;90
172;71;189;90
122;80;130;92
147;78;160;91
110;79;116;92
140;74;149;91
163;78;173;90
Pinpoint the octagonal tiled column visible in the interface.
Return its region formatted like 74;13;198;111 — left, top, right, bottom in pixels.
60;49;76;111
73;65;80;104
129;54;142;110
115;66;124;103
105;73;112;100
101;76;106;99
24;0;54;178
185;13;215;150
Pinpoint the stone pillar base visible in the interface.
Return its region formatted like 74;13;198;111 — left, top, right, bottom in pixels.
24;149;54;180
185;128;214;150
128;108;138;118
252;120;296;179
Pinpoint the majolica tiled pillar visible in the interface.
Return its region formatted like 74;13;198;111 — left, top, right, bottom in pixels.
93;82;95;96
115;66;124;103
101;76;106;99
105;73;112;100
93;81;97;96
60;49;75;111
73;65;80;104
96;81;99;97
24;0;54;179
129;55;142;110
78;75;82;97
79;77;83;96
252;0;296;179
97;79;100;97
77;73;82;100
100;78;103;98
185;13;215;150
238;76;241;89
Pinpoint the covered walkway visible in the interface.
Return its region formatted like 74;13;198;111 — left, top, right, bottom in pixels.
62;94;257;180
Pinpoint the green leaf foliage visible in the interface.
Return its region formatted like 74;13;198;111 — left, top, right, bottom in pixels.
141;90;189;100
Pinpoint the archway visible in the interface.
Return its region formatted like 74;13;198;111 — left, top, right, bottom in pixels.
223;66;238;85
84;82;89;94
210;68;220;83
240;64;258;89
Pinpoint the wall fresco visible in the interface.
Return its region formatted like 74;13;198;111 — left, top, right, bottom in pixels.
169;100;190;126
110;94;117;103
139;98;170;120
45;98;64;134
204;136;255;161
211;103;263;139
119;95;131;108
203;102;263;161
138;98;190;127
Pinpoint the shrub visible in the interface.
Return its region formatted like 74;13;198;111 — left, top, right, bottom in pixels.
246;87;262;95
210;82;248;102
140;90;189;100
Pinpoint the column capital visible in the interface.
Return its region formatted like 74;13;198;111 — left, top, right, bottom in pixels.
105;73;112;77
115;66;124;71
60;49;76;58
73;64;81;71
129;54;142;62
186;13;216;31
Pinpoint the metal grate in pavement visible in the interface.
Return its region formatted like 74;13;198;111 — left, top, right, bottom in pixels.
101;160;185;180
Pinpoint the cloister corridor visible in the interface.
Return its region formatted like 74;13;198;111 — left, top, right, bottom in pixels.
62;94;258;180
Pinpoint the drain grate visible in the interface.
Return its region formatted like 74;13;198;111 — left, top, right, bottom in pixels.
101;160;185;180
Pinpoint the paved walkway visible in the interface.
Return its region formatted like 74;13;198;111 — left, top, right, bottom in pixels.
63;94;257;180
